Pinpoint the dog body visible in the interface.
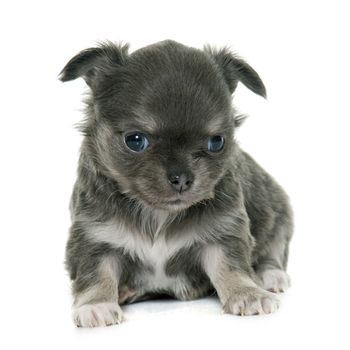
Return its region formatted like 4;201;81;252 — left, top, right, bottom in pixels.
60;40;293;327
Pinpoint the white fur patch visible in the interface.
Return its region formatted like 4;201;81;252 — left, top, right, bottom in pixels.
85;215;196;293
73;302;123;327
224;289;280;316
231;294;279;316
259;269;291;293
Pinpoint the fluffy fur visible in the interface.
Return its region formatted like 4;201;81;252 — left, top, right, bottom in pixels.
60;40;293;327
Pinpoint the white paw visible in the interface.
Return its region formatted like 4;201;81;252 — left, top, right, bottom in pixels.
73;302;124;327
259;269;291;293
223;287;280;316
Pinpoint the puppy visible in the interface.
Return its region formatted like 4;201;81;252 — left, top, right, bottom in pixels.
60;40;293;327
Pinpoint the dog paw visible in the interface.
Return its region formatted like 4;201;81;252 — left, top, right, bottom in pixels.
73;302;124;327
259;269;291;293
223;287;279;316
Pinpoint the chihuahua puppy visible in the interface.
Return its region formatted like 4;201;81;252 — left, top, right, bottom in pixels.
60;40;293;327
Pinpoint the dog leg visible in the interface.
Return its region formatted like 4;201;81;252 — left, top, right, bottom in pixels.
202;245;279;315
72;255;124;327
254;225;292;293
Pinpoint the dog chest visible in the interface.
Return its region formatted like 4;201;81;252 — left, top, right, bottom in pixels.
134;238;185;291
86;220;196;292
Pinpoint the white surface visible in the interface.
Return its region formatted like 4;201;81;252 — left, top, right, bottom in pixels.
1;1;349;349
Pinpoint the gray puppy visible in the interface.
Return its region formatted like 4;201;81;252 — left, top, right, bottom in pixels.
60;40;293;327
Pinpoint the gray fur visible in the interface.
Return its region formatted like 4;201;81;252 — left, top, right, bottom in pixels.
60;40;293;326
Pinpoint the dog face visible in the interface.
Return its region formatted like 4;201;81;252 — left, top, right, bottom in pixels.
60;40;266;211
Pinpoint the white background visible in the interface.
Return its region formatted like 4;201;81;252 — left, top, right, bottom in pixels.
1;1;349;349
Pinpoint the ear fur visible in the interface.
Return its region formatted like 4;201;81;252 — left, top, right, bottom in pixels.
58;41;129;86
204;45;266;98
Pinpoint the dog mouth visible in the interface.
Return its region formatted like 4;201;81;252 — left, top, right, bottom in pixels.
165;199;183;205
133;181;208;210
151;196;194;211
159;199;192;211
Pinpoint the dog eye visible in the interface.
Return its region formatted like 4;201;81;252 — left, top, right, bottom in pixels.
207;135;224;152
124;132;149;152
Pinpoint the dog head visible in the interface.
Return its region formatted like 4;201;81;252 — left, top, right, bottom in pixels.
60;40;265;211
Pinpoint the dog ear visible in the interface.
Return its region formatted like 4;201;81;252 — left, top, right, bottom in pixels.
59;41;129;86
204;46;266;98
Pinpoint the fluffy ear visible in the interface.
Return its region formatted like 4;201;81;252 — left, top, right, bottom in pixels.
58;41;129;86
204;46;266;98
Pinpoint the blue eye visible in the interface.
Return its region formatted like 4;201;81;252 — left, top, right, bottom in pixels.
207;135;224;152
124;132;149;152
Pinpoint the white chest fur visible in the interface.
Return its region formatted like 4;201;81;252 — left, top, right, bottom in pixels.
85;214;196;293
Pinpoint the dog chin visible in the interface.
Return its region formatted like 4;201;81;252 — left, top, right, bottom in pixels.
158;200;193;212
140;193;214;212
142;198;193;212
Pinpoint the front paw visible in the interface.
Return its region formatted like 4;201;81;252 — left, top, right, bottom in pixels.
73;302;124;327
223;287;279;316
258;269;291;293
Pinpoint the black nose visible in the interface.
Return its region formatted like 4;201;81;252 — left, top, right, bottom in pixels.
168;172;194;193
